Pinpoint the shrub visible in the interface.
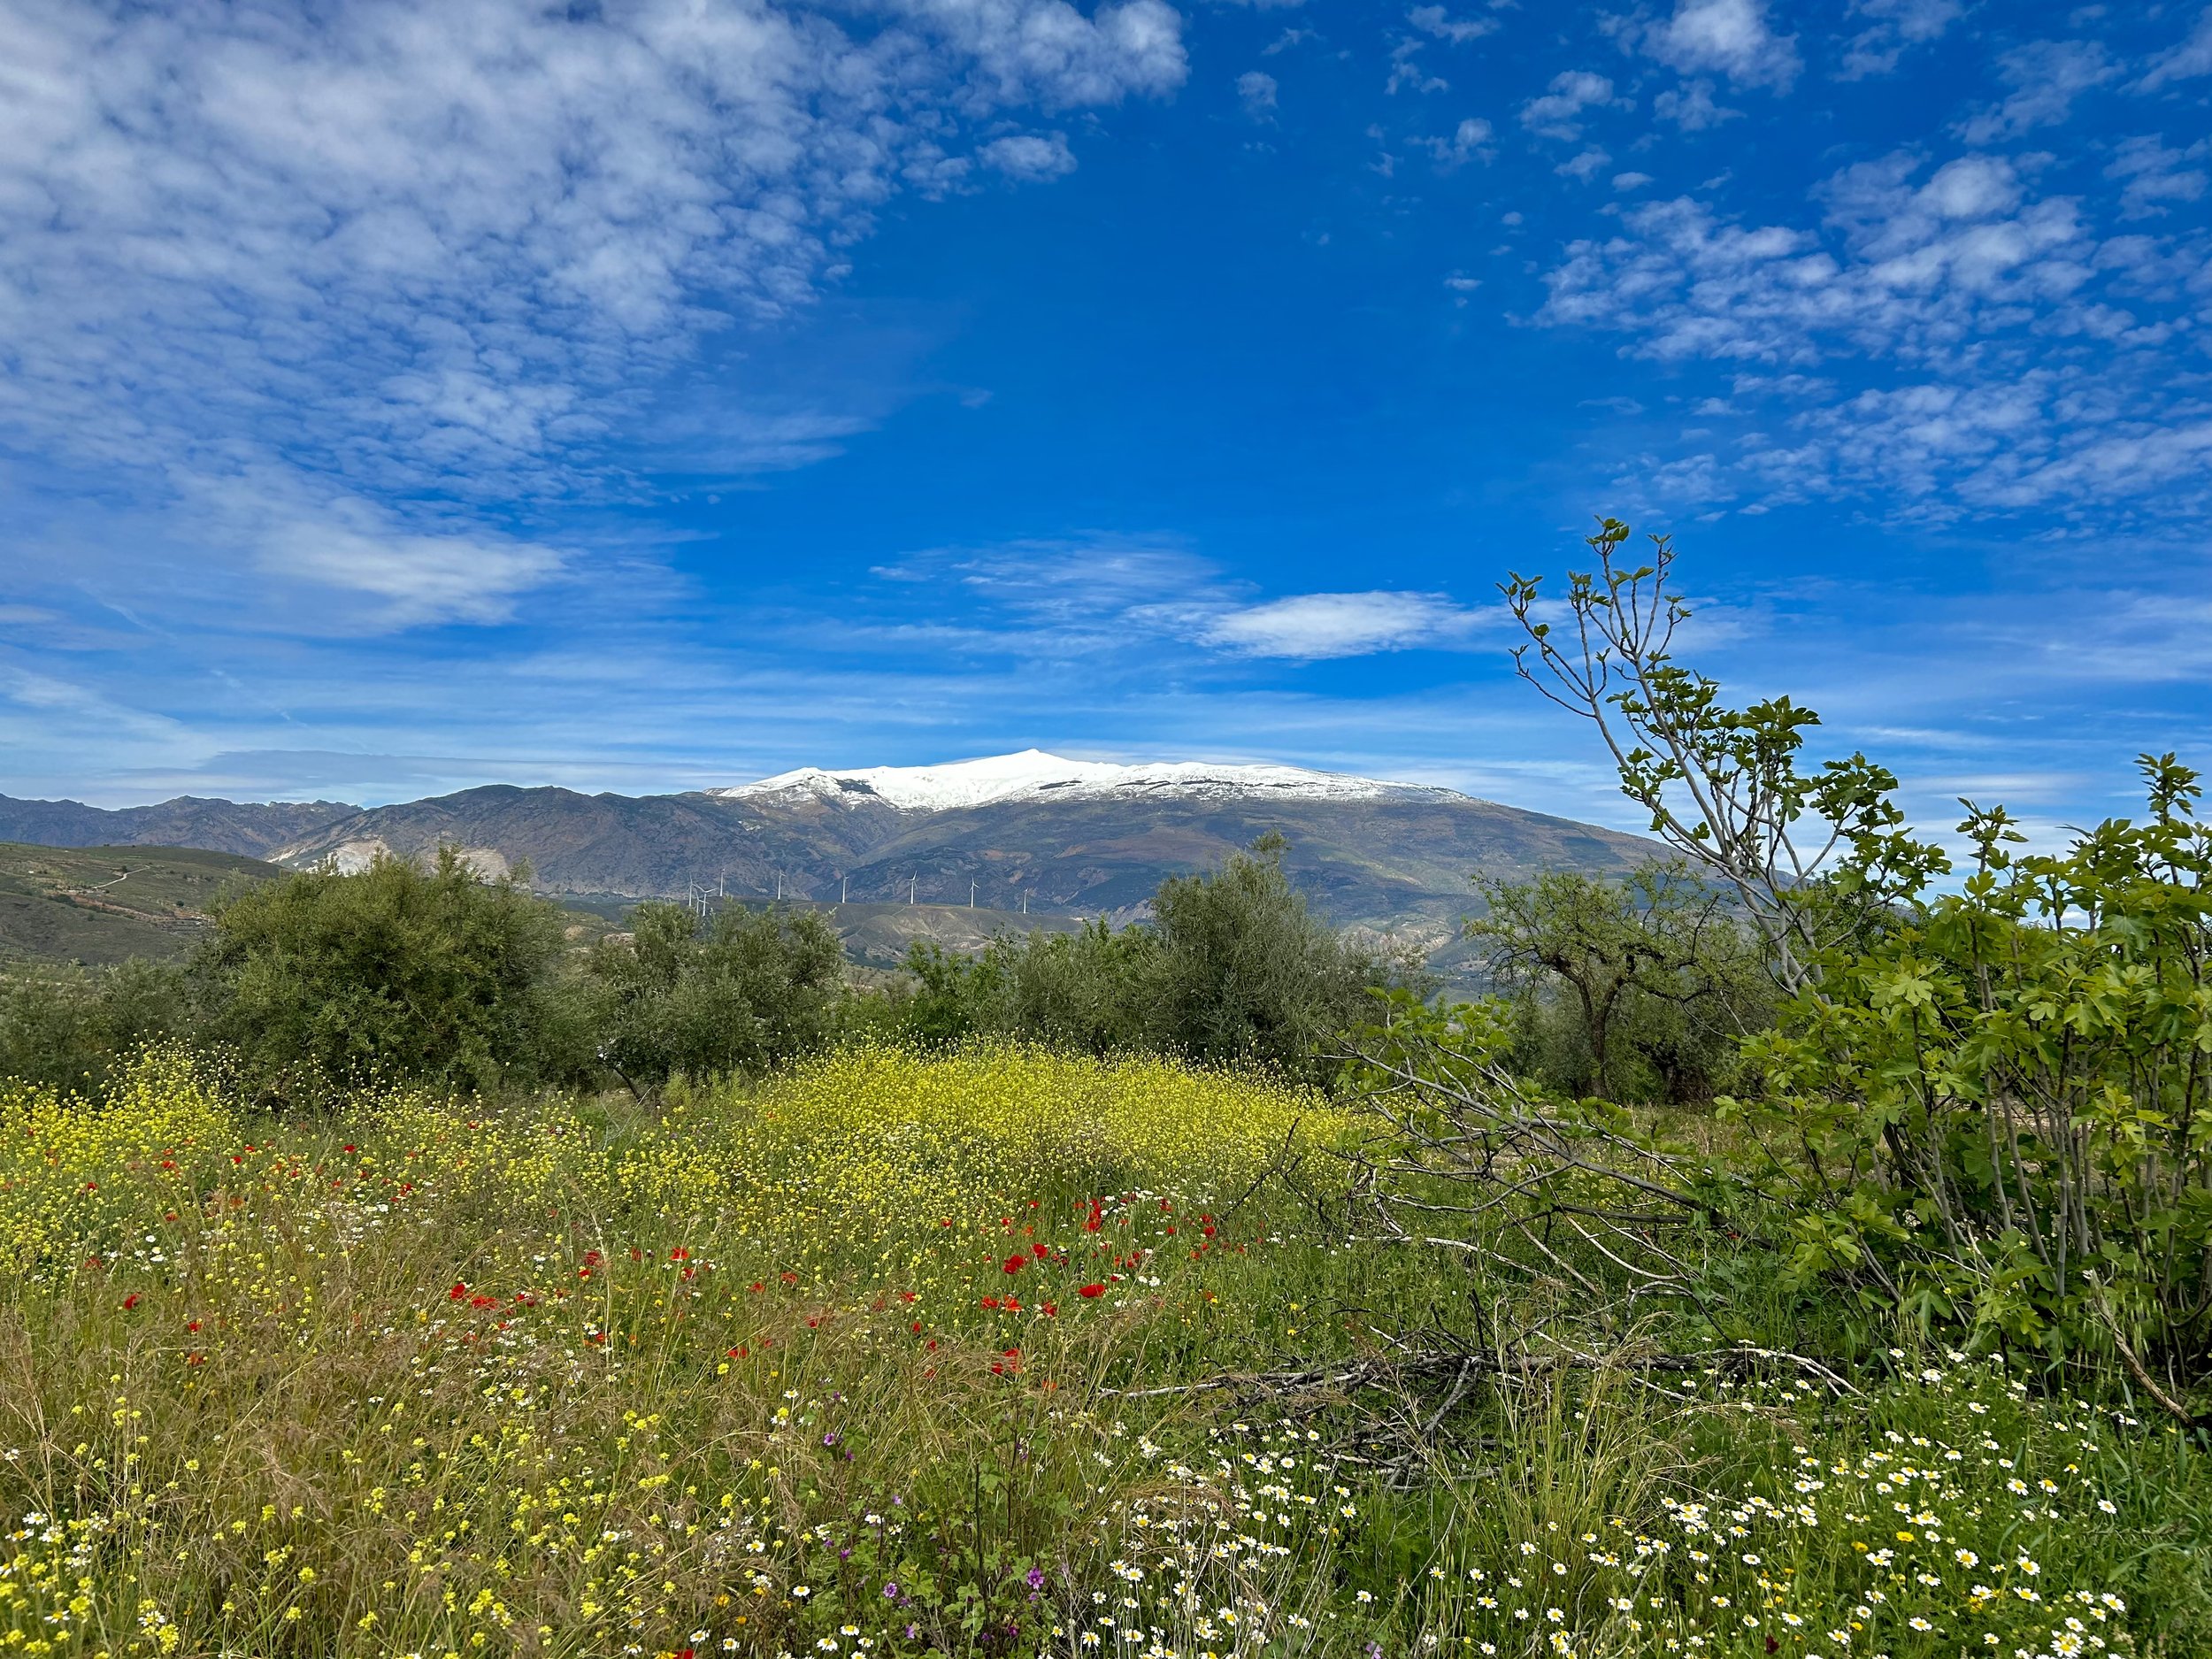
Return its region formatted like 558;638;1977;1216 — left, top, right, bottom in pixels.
0;956;190;1097
886;838;1396;1082
1146;833;1396;1079
192;847;584;1103
584;901;847;1087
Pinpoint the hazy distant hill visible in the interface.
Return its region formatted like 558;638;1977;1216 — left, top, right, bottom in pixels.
0;795;356;857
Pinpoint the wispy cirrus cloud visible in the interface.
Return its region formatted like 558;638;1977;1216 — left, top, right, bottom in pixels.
870;539;1493;664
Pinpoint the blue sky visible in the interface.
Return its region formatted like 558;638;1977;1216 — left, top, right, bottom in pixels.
3;0;2209;839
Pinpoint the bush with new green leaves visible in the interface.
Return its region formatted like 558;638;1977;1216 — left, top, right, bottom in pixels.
1475;519;2212;1415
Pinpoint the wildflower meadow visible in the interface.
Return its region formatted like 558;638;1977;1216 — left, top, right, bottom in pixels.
3;1045;2206;1659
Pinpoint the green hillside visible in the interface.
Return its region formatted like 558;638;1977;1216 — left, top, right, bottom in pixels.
0;842;282;966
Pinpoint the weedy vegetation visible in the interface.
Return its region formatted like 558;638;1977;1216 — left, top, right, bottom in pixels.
2;526;2208;1659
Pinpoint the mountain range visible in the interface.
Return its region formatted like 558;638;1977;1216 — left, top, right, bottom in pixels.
0;752;1656;972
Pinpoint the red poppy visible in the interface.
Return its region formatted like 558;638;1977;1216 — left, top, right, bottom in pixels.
449;1282;467;1301
1002;1256;1025;1275
1079;1284;1105;1298
121;1293;140;1310
981;1295;1000;1310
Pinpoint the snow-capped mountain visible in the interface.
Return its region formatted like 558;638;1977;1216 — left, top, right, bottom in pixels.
712;749;1455;811
6;754;1659;990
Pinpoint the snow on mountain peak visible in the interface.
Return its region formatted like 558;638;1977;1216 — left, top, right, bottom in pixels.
710;749;1451;811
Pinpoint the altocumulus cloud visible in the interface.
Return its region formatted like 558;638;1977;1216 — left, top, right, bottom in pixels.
1538;141;2212;522
0;0;1185;628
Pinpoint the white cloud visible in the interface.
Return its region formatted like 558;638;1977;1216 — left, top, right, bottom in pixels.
1202;592;1486;659
0;0;1185;630
1614;171;1655;191
2138;7;2212;91
1386;39;1448;96
1237;70;1279;118
1839;0;1962;81
1544;155;2095;366
981;132;1079;179
1641;0;1798;92
1652;79;1738;130
1416;117;1495;167
1956;40;2117;143
2107;135;2209;219
1556;148;1612;182
262;518;563;629
1520;71;1614;141
1408;5;1496;45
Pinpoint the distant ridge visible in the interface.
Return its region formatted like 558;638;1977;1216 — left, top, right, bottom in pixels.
0;794;357;858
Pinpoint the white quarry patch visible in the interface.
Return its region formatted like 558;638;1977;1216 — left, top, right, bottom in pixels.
711;749;1456;811
324;839;390;874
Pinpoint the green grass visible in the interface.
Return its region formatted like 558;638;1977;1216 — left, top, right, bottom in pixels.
0;1048;2205;1659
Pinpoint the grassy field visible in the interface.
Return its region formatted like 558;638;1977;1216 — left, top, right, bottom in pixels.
2;1049;2206;1658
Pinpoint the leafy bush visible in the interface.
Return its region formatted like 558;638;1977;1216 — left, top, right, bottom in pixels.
1147;832;1395;1078
892;918;1159;1055
192;847;588;1103
886;836;1395;1082
584;901;847;1087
